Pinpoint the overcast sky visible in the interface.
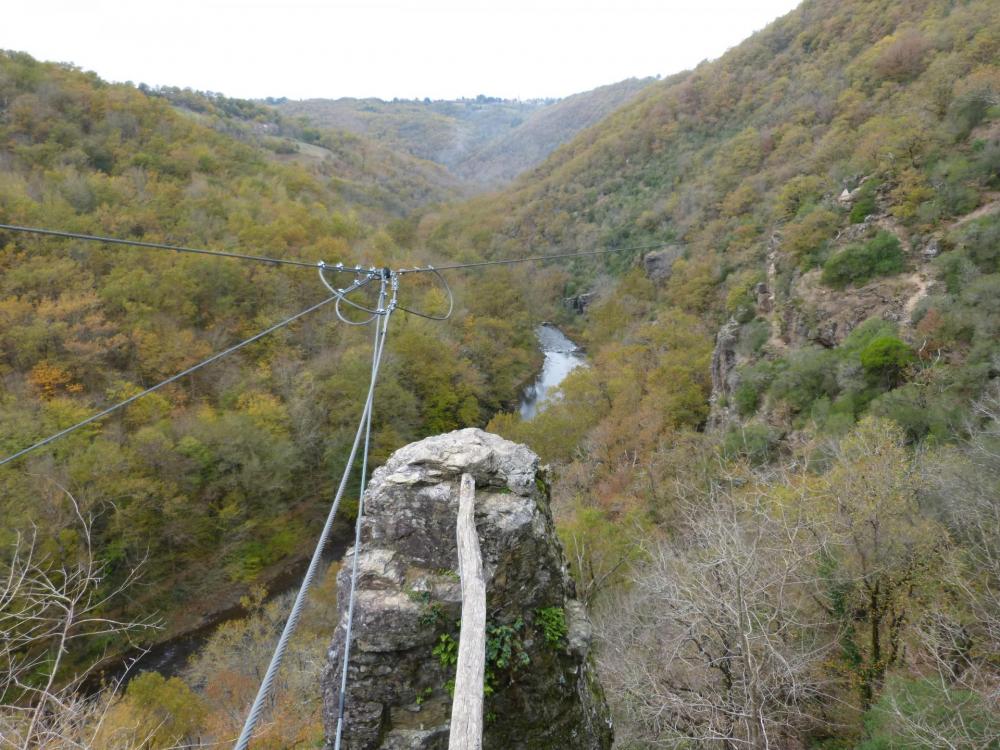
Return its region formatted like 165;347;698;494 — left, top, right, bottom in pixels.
5;0;801;101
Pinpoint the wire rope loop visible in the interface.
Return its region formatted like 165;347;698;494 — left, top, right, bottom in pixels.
336;292;379;326
395;267;454;321
319;264;383;315
319;263;396;327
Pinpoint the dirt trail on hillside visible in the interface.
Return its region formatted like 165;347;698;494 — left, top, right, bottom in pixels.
902;270;931;325
954;193;1000;227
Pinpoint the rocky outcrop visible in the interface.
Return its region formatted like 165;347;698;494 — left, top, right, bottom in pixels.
642;245;684;282
922;237;941;259
837;174;875;208
708;317;741;430
322;429;613;750
786;268;919;348
834;214;880;244
776;222;920;348
755;282;772;314
564;291;597;314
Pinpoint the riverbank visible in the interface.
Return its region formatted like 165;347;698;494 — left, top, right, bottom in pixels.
83;517;353;691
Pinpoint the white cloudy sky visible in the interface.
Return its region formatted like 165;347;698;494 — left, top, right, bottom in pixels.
5;0;800;101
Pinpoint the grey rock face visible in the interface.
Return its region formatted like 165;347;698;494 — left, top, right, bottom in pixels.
708;317;741;430
642;245;684;282
323;429;613;750
754;282;771;314
564;291;597;314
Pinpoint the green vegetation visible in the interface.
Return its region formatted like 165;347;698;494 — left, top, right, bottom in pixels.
860;334;915;387
849;181;879;223
728;320;928;435
114;673;206;747
485;619;531;677
721;422;779;465
410;588;448;628
275;78;654;188
2;0;1000;745
0;50;545;665
859;677;1000;749
784;208;840;267
535;606;568;647
821;231;905;288
432;632;459;668
956;212;1000;273
433;617;532;698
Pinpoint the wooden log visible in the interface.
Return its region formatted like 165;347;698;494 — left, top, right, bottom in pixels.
449;473;485;750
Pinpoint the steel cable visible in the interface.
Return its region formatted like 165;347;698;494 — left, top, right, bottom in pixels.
395;241;674;274
333;274;396;750
394;267;454;321
0;287;363;468
234;280;393;750
0;222;318;268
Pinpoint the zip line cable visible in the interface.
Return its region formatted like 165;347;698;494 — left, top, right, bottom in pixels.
395;240;674;274
234;272;396;750
0;223;318;268
0;218;677;745
0;279;370;468
333;273;396;750
1;220;674;276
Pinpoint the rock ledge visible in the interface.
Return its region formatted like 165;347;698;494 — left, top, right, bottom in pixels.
322;428;613;750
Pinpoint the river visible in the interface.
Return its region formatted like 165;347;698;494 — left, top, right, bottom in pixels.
91;327;583;687
519;324;586;420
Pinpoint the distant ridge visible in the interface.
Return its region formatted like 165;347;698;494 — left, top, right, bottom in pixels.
272;77;654;189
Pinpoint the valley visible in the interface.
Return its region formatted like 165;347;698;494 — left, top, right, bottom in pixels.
273;77;655;190
1;0;1000;746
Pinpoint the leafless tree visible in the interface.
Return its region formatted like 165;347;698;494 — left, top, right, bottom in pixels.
595;479;840;749
0;484;158;749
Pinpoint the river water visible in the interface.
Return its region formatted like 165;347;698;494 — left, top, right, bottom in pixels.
519;325;586;420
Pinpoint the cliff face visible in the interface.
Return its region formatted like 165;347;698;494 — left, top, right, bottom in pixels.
322;429;612;750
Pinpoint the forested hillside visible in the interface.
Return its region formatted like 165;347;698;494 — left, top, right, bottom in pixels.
0;50;550;665
275;95;548;172
453;78;658;186
131;83;462;217
3;0;1000;745
422;0;1000;746
275;77;654;188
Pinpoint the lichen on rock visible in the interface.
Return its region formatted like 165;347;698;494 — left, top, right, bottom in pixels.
322;428;613;750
